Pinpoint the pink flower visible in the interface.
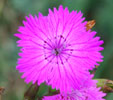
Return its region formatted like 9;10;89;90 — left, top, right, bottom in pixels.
42;78;106;100
15;5;104;92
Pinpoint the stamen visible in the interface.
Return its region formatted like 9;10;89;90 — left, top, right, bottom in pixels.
55;48;59;56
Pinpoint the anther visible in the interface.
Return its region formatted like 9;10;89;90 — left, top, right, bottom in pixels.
45;57;47;59
60;35;63;38
44;41;47;43
70;49;73;51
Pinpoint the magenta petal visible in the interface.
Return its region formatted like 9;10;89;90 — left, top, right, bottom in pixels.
43;77;106;100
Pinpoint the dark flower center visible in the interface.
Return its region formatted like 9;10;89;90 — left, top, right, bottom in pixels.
54;48;59;56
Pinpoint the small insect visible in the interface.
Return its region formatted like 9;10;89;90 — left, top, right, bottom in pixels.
85;20;96;31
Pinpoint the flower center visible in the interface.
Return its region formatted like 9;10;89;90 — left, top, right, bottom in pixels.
54;48;59;56
43;35;73;64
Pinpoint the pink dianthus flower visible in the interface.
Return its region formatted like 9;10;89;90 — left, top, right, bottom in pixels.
15;5;104;92
43;78;106;100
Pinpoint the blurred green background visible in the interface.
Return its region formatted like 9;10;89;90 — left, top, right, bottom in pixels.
0;0;113;100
